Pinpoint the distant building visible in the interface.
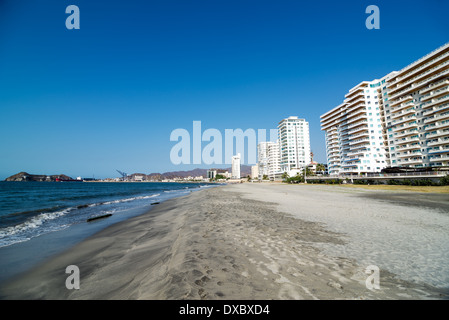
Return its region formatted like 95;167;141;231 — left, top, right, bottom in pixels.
231;153;241;179
207;170;217;180
251;165;259;179
258;140;281;180
257;142;269;179
220;171;232;179
267;140;281;179
278;116;311;173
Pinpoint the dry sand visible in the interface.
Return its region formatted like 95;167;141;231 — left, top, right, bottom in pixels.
1;183;448;300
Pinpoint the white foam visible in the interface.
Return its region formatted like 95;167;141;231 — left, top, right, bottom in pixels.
0;208;73;237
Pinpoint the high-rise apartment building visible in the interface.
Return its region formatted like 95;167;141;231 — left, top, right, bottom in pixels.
257;142;269;179
322;42;449;174
381;43;449;169
278;116;311;173
321;79;389;175
231;153;241;179
267;140;281;179
257;141;281;179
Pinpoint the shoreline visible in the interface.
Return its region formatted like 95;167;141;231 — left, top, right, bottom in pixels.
0;184;215;286
1;184;448;299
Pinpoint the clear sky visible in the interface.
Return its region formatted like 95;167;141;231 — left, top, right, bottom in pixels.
0;0;448;179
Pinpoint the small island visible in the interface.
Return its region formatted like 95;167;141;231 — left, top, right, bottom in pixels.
4;172;79;182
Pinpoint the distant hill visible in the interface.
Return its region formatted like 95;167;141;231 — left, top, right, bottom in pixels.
5;172;74;182
140;165;252;180
5;165;253;182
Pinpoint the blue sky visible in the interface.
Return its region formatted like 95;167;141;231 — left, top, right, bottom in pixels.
0;0;448;179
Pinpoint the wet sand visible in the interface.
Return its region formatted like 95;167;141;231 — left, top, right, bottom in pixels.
1;183;448;300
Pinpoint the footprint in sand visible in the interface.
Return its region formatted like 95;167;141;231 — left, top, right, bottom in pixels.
194;275;211;286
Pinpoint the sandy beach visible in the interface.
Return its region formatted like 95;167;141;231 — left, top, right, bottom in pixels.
1;183;448;300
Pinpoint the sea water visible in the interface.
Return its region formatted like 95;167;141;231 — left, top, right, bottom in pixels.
0;181;215;284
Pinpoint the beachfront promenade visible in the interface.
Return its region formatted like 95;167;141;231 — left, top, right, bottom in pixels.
1;183;448;300
305;171;448;182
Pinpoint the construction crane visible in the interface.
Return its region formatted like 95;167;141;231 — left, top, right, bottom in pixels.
116;170;128;181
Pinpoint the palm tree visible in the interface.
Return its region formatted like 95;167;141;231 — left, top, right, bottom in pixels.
281;172;289;181
316;163;326;175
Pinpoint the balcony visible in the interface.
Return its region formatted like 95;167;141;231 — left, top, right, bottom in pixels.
342;163;359;168
427;137;449;147
388;59;449;95
347;107;367;118
348;125;368;135
394;121;418;131
347;150;367;158
420;85;449;102
391;107;416;120
395;129;419;139
397;135;420;143
349;138;370;146
420;79;449;95
390;100;415;113
424;111;449;124
389;95;413;108
347;114;368;125
388;68;449;101
346;108;366;120
350;144;369;151
391;50;449;85
345;97;365;108
399;158;424;166
393;115;417;127
426;129;449;139
421;94;449;110
422;102;449;117
396;150;423;158
428;146;449;154
429;155;449;162
396;143;421;151
347;120;368;130
349;131;370;140
345;86;365;99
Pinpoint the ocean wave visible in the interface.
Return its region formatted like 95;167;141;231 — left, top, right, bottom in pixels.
0;192;163;247
100;194;160;205
0;207;74;240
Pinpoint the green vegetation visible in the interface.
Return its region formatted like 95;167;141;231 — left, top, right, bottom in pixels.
306;178;343;185
441;175;449;186
286;174;303;184
305;176;449;186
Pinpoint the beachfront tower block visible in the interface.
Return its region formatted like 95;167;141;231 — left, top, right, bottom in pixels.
321;78;390;176
381;43;449;169
278;116;311;173
231;153;241;179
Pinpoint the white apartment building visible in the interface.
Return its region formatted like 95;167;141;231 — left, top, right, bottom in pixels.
267;140;281;179
381;43;449;169
251;165;259;179
321;79;388;175
322;42;449;174
278;116;311;173
207;169;217;180
257;142;269;179
231;153;241;179
257;141;281;179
